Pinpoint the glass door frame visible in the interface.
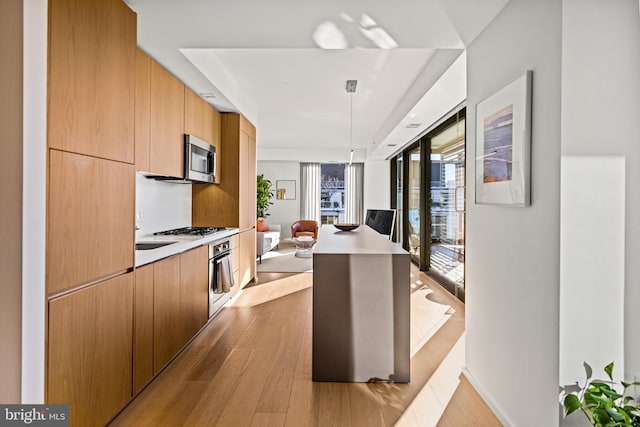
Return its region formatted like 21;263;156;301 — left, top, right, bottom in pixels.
391;138;429;270
390;107;466;300
425;109;466;300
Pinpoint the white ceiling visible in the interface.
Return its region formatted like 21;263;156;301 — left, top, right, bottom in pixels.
125;0;509;162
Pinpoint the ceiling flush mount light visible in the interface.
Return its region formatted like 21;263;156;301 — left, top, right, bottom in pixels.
346;80;357;164
199;92;216;99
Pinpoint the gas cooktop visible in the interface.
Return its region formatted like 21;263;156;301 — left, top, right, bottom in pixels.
153;227;228;237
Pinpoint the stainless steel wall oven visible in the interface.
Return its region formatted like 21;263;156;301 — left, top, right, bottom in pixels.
209;238;234;317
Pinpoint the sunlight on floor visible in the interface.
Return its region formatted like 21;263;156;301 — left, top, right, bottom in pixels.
396;333;466;427
410;287;454;358
227;273;312;307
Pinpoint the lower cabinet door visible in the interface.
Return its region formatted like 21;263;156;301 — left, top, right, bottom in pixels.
48;273;134;427
239;229;256;287
153;254;181;373
133;264;154;393
179;245;209;344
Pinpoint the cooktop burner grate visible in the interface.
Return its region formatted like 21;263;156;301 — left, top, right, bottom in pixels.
153;227;227;236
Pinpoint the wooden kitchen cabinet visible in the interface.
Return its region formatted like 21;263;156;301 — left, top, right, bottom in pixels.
238;229;256;288
47;150;134;295
150;59;185;178
48;0;136;164
192;113;256;286
179;245;209;344
153;246;209;374
134;48;151;172
230;234;240;295
48;273;134;427
185;87;222;183
152;254;181;373
239;130;257;229
133;264;154;393
192;113;256;228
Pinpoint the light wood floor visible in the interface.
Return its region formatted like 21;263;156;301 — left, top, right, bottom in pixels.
110;267;501;426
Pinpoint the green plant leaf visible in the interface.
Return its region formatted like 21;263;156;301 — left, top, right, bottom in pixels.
622;381;640;388
591;382;614;392
564;394;582;415
600;389;623;401
606;407;624;422
593;407;612;424
605;362;615;381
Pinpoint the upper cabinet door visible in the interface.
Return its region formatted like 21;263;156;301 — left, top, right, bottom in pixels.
135;49;152;172
47;150;135;295
48;0;136;163
185;88;221;183
184;88;214;145
150;61;185;178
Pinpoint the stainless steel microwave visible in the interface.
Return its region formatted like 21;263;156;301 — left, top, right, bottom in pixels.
184;134;215;183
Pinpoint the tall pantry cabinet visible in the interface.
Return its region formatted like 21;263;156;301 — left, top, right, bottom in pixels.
46;0;136;426
193;113;257;287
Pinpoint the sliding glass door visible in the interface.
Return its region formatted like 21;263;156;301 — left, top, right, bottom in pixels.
391;108;466;300
429;116;465;299
407;145;421;264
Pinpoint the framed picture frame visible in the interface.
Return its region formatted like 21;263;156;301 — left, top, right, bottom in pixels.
276;180;296;200
475;70;532;207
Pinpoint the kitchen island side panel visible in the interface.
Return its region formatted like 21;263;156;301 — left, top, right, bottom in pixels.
312;225;410;383
392;253;410;383
312;254;354;381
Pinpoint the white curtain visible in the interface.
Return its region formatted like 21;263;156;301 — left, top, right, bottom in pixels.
344;163;364;224
300;163;321;223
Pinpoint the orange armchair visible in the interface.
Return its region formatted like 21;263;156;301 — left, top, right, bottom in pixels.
291;220;319;239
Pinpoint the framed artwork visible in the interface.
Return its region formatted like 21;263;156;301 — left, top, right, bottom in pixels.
276;180;296;200
475;70;532;207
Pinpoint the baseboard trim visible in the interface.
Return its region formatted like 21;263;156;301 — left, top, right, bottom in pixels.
462;367;514;427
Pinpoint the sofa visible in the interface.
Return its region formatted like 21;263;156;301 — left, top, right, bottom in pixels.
256;224;281;263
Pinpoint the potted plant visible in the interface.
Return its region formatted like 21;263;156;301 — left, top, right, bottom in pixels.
256;174;274;231
561;362;640;426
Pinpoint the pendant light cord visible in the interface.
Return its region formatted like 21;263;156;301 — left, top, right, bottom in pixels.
349;93;353;164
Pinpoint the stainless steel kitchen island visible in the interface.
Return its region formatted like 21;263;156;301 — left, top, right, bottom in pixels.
312;224;410;383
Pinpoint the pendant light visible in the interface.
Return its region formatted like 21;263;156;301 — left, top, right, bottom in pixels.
346;80;357;164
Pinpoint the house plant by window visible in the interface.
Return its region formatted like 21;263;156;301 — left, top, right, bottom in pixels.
561;362;640;426
256;174;274;232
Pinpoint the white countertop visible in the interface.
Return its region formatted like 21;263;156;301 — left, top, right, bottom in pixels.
135;228;240;267
314;224;407;255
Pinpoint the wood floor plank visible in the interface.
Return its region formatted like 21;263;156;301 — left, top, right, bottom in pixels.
311;382;352;425
347;383;386;426
181;347;254;426
110;270;501;427
284;379;313;427
250;412;286;427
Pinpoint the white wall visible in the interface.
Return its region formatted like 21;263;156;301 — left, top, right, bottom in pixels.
363;158;390;212
21;0;47;403
560;0;640;386
257;161;301;238
465;0;562;426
